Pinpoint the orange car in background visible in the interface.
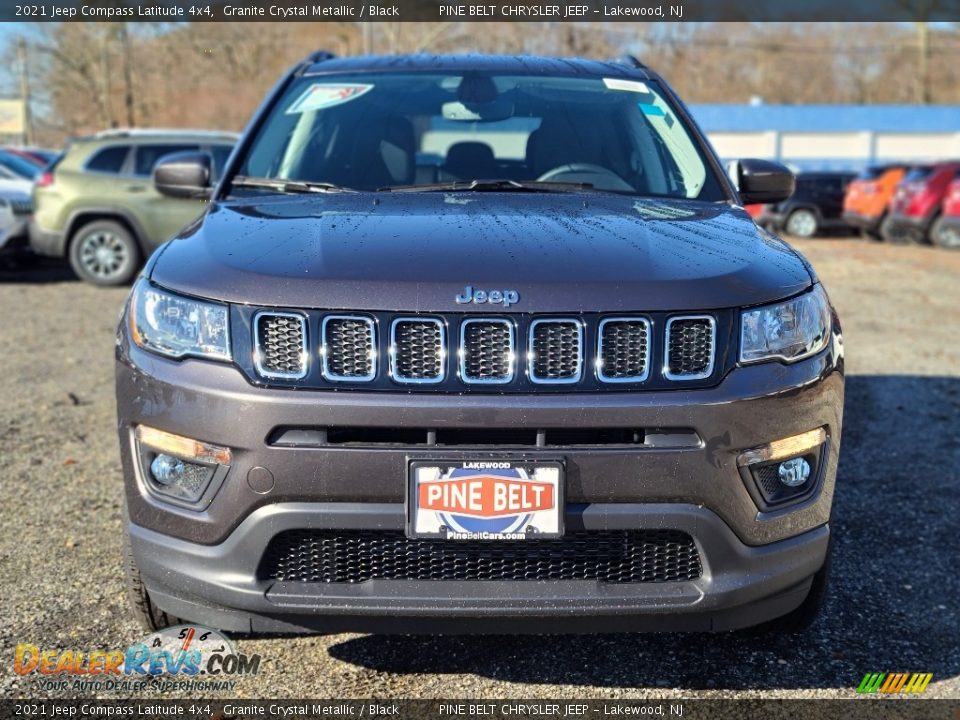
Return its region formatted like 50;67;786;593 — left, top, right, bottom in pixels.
842;164;908;239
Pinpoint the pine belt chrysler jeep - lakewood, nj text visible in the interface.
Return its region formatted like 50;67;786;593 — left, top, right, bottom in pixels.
117;53;843;634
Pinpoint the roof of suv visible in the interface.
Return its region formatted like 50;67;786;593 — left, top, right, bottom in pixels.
75;129;239;144
302;53;654;80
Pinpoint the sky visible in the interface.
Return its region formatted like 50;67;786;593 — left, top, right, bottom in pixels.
0;23;26;96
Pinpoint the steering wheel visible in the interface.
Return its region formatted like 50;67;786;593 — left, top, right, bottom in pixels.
536;163;633;191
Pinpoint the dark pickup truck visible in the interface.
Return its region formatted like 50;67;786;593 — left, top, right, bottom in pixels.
117;53;843;635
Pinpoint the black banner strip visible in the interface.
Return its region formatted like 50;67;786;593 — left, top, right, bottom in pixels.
5;0;960;22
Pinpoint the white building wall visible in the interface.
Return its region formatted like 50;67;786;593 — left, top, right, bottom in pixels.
873;133;960;161
704;130;960;166
708;131;778;159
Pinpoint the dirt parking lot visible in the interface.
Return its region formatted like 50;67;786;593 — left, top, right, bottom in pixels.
1;236;958;700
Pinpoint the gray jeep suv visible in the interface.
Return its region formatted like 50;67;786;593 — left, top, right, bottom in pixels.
117;53;843;634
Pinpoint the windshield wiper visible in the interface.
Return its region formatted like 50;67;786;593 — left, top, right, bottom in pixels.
230;176;352;194
378;179;593;193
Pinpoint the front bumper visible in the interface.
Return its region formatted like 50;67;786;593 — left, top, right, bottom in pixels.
883;213;929;241
118;327;843;632
842;210;880;232
132;503;829;633
0;216;29;252
28;222;65;258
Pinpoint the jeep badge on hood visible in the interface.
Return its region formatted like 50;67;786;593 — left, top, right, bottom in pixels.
455;285;520;308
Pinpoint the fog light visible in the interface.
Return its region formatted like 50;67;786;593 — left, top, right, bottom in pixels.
147;453;216;502
777;457;811;487
150;454;185;485
136;426;230;506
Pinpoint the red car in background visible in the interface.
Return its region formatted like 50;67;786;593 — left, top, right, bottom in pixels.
930;177;960;250
881;161;960;244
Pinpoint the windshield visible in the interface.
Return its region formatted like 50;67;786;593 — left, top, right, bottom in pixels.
236;72;724;199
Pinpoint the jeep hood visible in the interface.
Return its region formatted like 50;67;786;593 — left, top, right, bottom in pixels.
150;192;813;312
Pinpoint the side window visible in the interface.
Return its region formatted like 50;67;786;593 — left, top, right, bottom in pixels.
85;146;129;174
133;144;199;177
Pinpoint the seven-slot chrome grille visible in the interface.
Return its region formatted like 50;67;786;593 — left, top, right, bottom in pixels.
247;310;724;390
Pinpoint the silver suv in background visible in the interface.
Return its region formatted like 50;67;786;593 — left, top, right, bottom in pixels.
29;129;237;285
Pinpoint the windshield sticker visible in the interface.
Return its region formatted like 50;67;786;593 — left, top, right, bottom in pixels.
638;103;666;117
286;84;374;114
603;78;650;94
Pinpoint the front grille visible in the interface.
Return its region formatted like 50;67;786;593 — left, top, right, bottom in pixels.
391;318;445;383
254;312;307;379
460;319;514;383
598;318;650;382
246;310;724;390
322;316;375;381
665;316;715;380
10;199;32;215
529;319;583;383
260;529;702;584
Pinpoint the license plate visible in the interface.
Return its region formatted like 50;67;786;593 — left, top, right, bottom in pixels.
407;459;564;540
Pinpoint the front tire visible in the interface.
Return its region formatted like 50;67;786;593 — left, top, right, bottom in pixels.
929;215;960;249
879;215;909;244
785;208;819;238
753;539;831;634
123;508;180;631
69;220;141;286
863;215;885;241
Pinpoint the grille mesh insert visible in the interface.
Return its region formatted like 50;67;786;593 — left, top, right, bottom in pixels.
255;314;306;377
323;318;375;380
10;199;32;215
530;321;581;381
599;320;650;380
260;529;702;584
461;320;513;382
667;318;714;378
392;319;444;381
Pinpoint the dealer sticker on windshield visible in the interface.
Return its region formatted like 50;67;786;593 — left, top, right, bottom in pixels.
285;83;374;114
408;460;563;540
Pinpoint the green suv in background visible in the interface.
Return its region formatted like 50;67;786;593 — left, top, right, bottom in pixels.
29;129;237;285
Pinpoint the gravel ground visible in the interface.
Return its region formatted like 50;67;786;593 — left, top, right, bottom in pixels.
1;236;958;701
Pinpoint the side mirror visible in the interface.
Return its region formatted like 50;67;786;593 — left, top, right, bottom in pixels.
153;151;213;199
737;159;795;205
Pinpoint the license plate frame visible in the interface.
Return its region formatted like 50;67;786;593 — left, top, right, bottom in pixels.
406;459;564;541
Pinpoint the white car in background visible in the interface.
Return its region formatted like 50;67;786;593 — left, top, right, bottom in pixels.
0;166;33;253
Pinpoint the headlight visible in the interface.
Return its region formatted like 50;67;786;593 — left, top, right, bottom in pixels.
129;278;231;361
740;285;831;364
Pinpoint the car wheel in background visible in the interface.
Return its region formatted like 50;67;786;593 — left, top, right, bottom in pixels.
930;216;960;250
69;220;141;286
785;208;819;238
879;215;906;244
863;215;885;242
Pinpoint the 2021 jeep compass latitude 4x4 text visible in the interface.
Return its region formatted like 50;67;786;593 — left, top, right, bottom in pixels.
118;53;843;634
